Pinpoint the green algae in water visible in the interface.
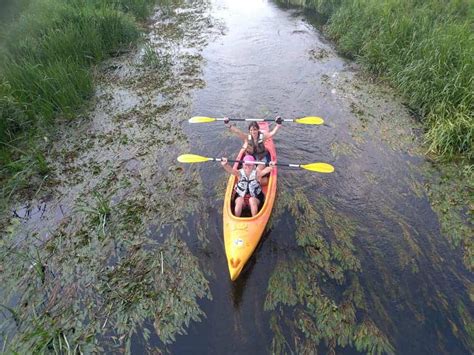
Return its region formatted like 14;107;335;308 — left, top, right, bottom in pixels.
0;192;211;353
0;0;215;351
265;189;394;354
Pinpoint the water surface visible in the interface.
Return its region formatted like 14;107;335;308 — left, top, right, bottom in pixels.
2;0;472;353
163;0;472;353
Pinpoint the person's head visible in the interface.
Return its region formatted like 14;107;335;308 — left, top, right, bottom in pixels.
243;154;255;171
248;122;259;139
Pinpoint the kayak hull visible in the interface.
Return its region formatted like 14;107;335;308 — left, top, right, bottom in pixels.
223;122;277;281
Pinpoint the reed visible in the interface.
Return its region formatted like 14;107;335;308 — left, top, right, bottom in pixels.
0;0;159;205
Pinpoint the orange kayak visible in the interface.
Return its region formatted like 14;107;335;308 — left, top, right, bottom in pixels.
223;122;277;281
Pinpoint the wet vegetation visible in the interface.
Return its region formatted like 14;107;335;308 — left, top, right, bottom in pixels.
267;189;394;354
278;0;473;274
278;0;473;162
1;0;215;352
424;163;473;270
1;186;210;352
0;0;167;209
266;177;473;353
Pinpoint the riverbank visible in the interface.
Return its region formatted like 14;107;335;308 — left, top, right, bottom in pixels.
0;0;169;211
277;0;473;272
1;0;216;352
276;0;472;159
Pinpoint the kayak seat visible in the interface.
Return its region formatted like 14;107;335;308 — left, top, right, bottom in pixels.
243;194;250;205
231;191;265;217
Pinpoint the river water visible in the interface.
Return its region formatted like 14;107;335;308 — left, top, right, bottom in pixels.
164;1;472;354
2;0;472;354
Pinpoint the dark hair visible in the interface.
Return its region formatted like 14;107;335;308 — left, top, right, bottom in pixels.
248;121;259;131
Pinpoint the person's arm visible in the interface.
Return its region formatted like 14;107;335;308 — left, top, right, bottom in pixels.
221;157;240;177
264;116;282;140
258;161;275;178
224;117;247;141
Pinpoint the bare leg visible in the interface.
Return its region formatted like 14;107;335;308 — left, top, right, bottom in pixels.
249;197;260;216
234;197;244;217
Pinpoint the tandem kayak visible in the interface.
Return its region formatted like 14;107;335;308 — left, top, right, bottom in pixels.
223;122;277;281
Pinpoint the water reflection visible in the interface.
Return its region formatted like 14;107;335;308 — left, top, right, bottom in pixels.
231;256;256;309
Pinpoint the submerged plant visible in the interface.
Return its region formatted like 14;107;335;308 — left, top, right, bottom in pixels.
265;189;394;354
0;192;211;353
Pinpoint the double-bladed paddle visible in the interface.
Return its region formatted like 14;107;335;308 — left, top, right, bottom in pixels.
188;116;324;125
177;154;334;173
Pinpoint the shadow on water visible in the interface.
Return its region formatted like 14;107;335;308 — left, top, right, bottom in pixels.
230;256;255;309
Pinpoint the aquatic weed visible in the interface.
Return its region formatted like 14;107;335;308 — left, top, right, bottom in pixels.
1;197;211;353
75;190;112;236
265;189;394;354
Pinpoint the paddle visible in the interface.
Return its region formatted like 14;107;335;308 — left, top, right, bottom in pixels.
177;154;334;173
188;116;324;125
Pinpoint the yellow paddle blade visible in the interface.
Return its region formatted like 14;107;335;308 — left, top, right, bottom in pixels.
295;116;324;125
188;116;217;123
177;154;212;163
301;162;334;173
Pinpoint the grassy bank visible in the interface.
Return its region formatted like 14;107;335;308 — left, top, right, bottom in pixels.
0;0;162;208
279;0;473;162
1;1;214;352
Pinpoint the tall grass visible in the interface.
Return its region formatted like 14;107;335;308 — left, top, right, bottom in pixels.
281;0;473;162
0;0;160;204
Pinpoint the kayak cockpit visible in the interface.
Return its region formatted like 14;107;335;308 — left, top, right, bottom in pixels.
229;151;271;218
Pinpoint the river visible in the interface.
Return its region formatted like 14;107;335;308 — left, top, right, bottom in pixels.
2;0;472;353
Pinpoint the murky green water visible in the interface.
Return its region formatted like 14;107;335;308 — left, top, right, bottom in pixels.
1;0;472;353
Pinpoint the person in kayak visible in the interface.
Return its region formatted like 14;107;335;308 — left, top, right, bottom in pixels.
221;154;274;217
224;117;281;184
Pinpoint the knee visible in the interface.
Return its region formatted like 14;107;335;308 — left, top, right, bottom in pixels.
249;197;259;207
235;197;244;207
